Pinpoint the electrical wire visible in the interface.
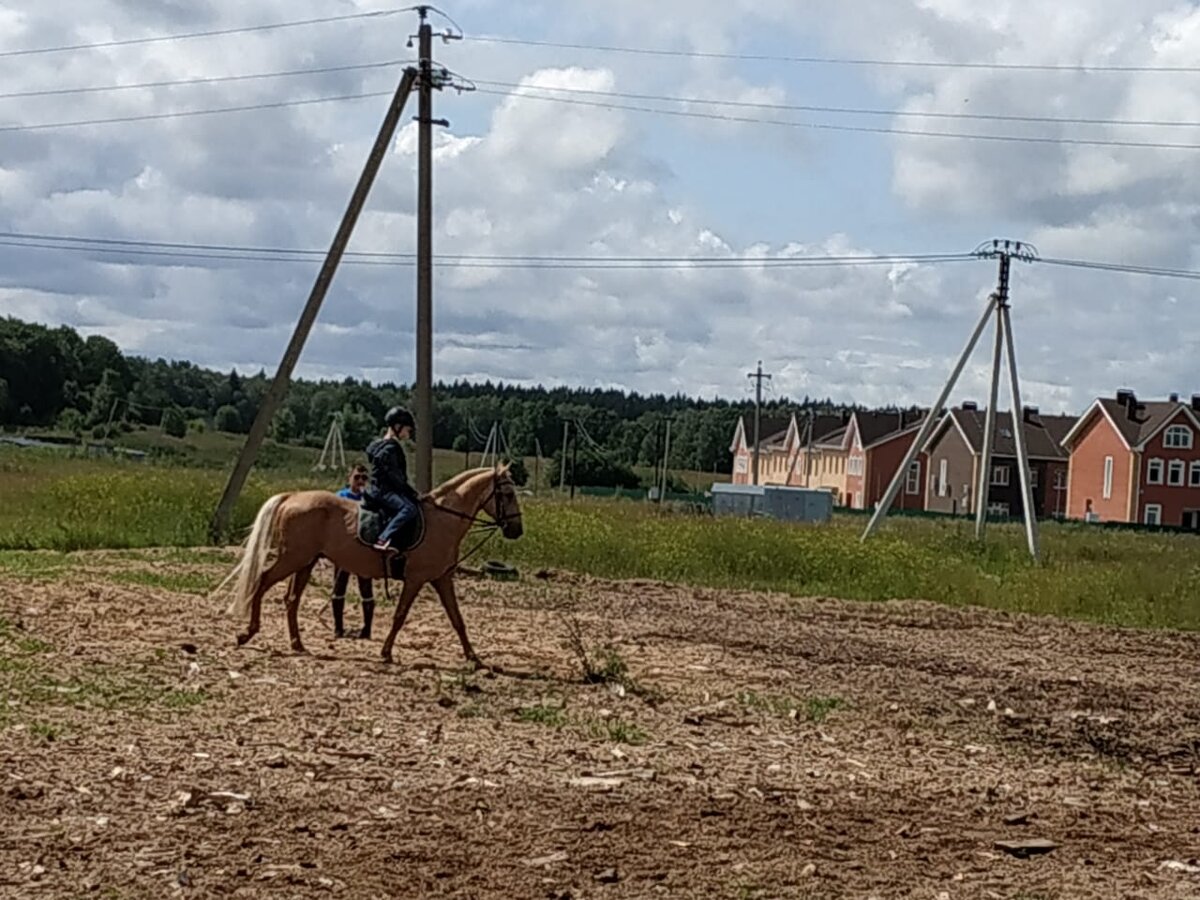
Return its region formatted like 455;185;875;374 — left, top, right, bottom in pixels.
1040;256;1200;281
0;8;415;59
0;90;395;133
471;79;1200;130
465;35;1200;74
474;87;1200;151
0;60;411;101
0;238;975;270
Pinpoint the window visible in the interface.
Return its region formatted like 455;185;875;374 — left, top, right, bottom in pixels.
938;459;949;497
1192;462;1200;488
1054;469;1067;489
1169;460;1186;487
1103;456;1113;499
1028;466;1039;488
905;461;921;495
1147;459;1164;484
991;465;1010;486
1165;425;1193;449
988;501;1010;517
1144;504;1162;526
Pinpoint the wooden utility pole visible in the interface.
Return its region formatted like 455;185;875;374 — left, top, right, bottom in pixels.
747;361;771;486
208;67;418;542
414;7;435;493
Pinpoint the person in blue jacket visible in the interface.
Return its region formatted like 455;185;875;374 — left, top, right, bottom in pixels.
365;406;420;553
330;465;375;639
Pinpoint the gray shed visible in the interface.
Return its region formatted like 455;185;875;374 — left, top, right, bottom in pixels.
711;483;833;523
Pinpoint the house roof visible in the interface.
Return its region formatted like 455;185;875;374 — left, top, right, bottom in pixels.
855;409;927;449
736;413;794;452
927;407;1073;460
1062;396;1200;451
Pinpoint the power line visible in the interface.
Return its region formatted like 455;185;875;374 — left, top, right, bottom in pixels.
474;87;1200;152
1040;256;1200;281
0;229;971;265
0;60;410;101
0;8;414;59
472;78;1200;130
0;237;974;270
0;90;394;133
465;34;1200;74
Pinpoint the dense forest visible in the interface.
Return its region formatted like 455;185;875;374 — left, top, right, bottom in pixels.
1;315;875;479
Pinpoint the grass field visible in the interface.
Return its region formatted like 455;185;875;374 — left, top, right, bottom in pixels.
2;444;1198;631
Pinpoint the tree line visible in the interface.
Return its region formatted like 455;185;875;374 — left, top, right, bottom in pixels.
2;315;877;481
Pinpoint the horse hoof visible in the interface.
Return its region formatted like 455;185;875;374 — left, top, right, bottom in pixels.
291;644;307;655
467;655;484;671
236;632;250;647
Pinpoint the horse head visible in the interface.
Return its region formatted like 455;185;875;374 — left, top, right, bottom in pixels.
486;464;524;539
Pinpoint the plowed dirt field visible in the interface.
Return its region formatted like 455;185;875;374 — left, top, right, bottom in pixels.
1;550;1198;898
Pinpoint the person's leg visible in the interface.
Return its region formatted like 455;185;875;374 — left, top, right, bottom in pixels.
376;494;417;549
355;576;375;639
331;568;350;637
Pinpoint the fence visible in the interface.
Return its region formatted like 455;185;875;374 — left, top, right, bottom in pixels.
839;504;1200;537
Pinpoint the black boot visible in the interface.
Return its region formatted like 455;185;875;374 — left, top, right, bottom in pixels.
355;601;375;640
331;596;346;638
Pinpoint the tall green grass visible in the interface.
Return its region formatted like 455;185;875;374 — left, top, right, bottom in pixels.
2;448;1198;629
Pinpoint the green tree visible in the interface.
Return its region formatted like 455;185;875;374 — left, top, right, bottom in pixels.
214;405;242;433
160;406;187;439
272;407;298;443
87;369;123;428
57;407;85;438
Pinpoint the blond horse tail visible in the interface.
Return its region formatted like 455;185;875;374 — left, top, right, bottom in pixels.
212;493;289;622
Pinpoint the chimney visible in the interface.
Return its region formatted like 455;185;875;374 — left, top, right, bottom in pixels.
1169;392;1180;403
1192;394;1200;413
1023;405;1039;423
1128;401;1144;422
961;401;978;412
1115;388;1135;408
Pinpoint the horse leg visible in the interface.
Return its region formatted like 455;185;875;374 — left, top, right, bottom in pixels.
285;561;317;654
380;580;423;665
236;563;293;647
432;574;480;668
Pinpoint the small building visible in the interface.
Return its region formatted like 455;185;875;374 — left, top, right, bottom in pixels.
711;482;833;523
843;409;928;511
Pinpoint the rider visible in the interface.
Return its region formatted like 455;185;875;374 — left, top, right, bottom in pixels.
330;465;375;639
366;406;421;553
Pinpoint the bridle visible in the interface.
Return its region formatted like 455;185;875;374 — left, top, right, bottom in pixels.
426;470;521;532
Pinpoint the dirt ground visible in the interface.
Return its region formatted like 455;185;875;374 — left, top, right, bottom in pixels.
1;551;1199;899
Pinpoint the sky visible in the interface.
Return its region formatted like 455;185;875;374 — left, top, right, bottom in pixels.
1;0;1199;414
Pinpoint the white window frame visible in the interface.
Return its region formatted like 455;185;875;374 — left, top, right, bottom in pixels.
1168;460;1186;487
1164;425;1193;450
938;459;949;497
1191;461;1200;488
987;501;1010;517
1144;503;1162;526
1147;458;1164;485
991;464;1010;487
1028;466;1038;488
905;461;921;495
1103;456;1113;499
1054;469;1067;489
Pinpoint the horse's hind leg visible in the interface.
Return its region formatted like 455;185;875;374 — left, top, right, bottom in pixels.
285;561;317;654
237;563;292;647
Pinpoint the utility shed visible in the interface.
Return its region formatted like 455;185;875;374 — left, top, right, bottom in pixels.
711;483;833;523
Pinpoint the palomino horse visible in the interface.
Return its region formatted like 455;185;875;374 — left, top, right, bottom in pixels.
212;466;523;664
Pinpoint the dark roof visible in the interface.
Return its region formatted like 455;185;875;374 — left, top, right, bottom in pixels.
1037;413;1077;450
1095;398;1186;448
945;408;1073;460
855;409;927;448
740;414;793;450
813;425;849;448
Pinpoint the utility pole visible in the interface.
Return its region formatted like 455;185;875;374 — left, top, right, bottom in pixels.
414;7;436;493
569;420;579;500
658;415;673;502
208;66;418;542
558;421;569;492
862;239;1040;561
747;361;771;486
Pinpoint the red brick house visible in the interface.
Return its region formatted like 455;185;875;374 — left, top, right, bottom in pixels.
1062;391;1200;529
843;410;928;510
922;404;1075;519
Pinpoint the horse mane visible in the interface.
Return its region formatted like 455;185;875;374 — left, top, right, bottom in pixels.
427;465;508;501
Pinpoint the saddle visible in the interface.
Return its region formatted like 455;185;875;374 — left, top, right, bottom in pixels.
355;502;426;554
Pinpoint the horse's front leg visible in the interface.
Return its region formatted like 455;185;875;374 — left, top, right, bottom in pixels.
432;573;480;668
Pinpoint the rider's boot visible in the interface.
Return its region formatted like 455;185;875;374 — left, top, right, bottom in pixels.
355;601;375;640
331;595;346;638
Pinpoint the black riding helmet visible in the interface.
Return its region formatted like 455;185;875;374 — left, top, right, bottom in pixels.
384;406;415;435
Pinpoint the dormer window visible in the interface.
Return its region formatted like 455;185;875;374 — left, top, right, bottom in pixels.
1165;425;1193;449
